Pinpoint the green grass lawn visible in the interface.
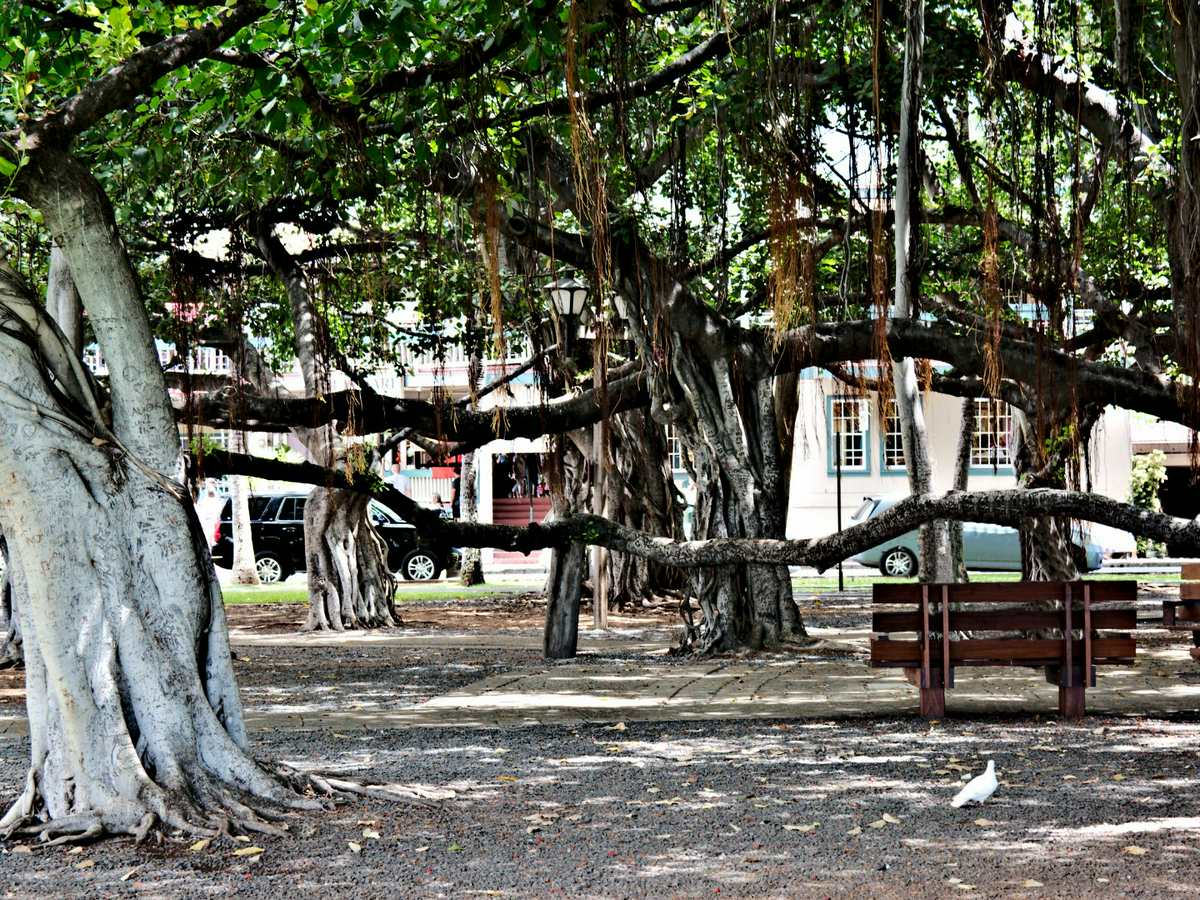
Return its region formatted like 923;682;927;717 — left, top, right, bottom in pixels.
222;570;1177;605
222;583;523;605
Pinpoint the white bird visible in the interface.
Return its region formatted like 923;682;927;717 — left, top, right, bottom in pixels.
951;760;998;807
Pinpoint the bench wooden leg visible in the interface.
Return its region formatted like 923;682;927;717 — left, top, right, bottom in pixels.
906;667;946;718
1058;685;1086;720
920;685;946;718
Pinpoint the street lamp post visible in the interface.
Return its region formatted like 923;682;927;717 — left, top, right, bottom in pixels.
543;276;610;628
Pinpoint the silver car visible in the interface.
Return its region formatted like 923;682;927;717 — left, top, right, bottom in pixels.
849;496;1104;577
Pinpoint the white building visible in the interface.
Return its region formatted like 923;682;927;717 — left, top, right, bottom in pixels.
785;375;1135;555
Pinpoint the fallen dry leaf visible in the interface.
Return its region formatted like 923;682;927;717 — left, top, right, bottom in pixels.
881;813;901;824
347;841;362;854
232;846;264;857
782;822;820;833
362;828;380;840
974;819;999;827
120;867;142;882
189;838;211;853
74;860;95;870
607;722;627;732
1122;845;1149;856
1022;879;1044;888
846;826;863;836
868;819;888;829
496;775;519;783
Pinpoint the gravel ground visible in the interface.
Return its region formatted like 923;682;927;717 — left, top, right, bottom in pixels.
2;714;1199;896
1;592;1198;897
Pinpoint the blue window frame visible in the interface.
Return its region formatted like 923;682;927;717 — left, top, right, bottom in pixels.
880;398;907;475
970;398;1015;474
827;396;871;476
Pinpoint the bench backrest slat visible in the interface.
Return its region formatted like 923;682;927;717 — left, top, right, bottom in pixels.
871;580;1136;604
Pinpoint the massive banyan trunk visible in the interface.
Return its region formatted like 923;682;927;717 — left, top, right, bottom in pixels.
0;150;323;839
602;409;685;608
303;486;397;631
671;345;808;654
256;226;396;631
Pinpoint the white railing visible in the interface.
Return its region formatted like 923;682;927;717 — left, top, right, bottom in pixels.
403;474;456;507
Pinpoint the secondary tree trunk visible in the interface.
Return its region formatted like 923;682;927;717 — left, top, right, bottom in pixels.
890;0;953;583
949;397;975;582
0;149;323;839
602;409;685;607
543;435;589;658
228;430;260;585
0;536;20;669
1013;408;1081;582
257;224;396;630
459;453;485;587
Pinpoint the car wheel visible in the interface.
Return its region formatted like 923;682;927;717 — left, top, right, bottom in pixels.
255;552;285;585
401;549;439;582
881;547;917;578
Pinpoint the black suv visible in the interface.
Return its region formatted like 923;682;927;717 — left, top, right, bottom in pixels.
210;493;460;584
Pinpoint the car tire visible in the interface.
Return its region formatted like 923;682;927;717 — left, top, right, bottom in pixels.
401;548;440;582
255;552;286;585
880;547;917;578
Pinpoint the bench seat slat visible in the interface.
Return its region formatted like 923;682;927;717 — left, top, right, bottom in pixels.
872;608;1136;633
872;580;1137;604
870;636;1135;668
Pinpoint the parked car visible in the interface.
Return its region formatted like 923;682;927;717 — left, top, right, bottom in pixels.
210;493;461;584
848;496;1104;577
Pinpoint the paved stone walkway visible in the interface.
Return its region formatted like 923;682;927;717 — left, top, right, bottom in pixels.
1;625;1195;739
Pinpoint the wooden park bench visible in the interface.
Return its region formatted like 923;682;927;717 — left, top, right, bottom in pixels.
869;581;1138;720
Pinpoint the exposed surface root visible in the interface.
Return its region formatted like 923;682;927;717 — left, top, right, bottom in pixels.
1;764;448;848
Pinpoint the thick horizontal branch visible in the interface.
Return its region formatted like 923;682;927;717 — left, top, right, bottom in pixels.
197;449;1200;570
997;33;1162;173
181;370;649;445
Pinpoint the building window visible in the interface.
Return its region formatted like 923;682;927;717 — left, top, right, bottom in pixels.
882;399;906;470
667;425;684;472
829;397;869;472
971;398;1013;467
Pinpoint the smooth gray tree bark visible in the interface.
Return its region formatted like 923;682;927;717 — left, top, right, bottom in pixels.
228;429;261;585
0;149;325;840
